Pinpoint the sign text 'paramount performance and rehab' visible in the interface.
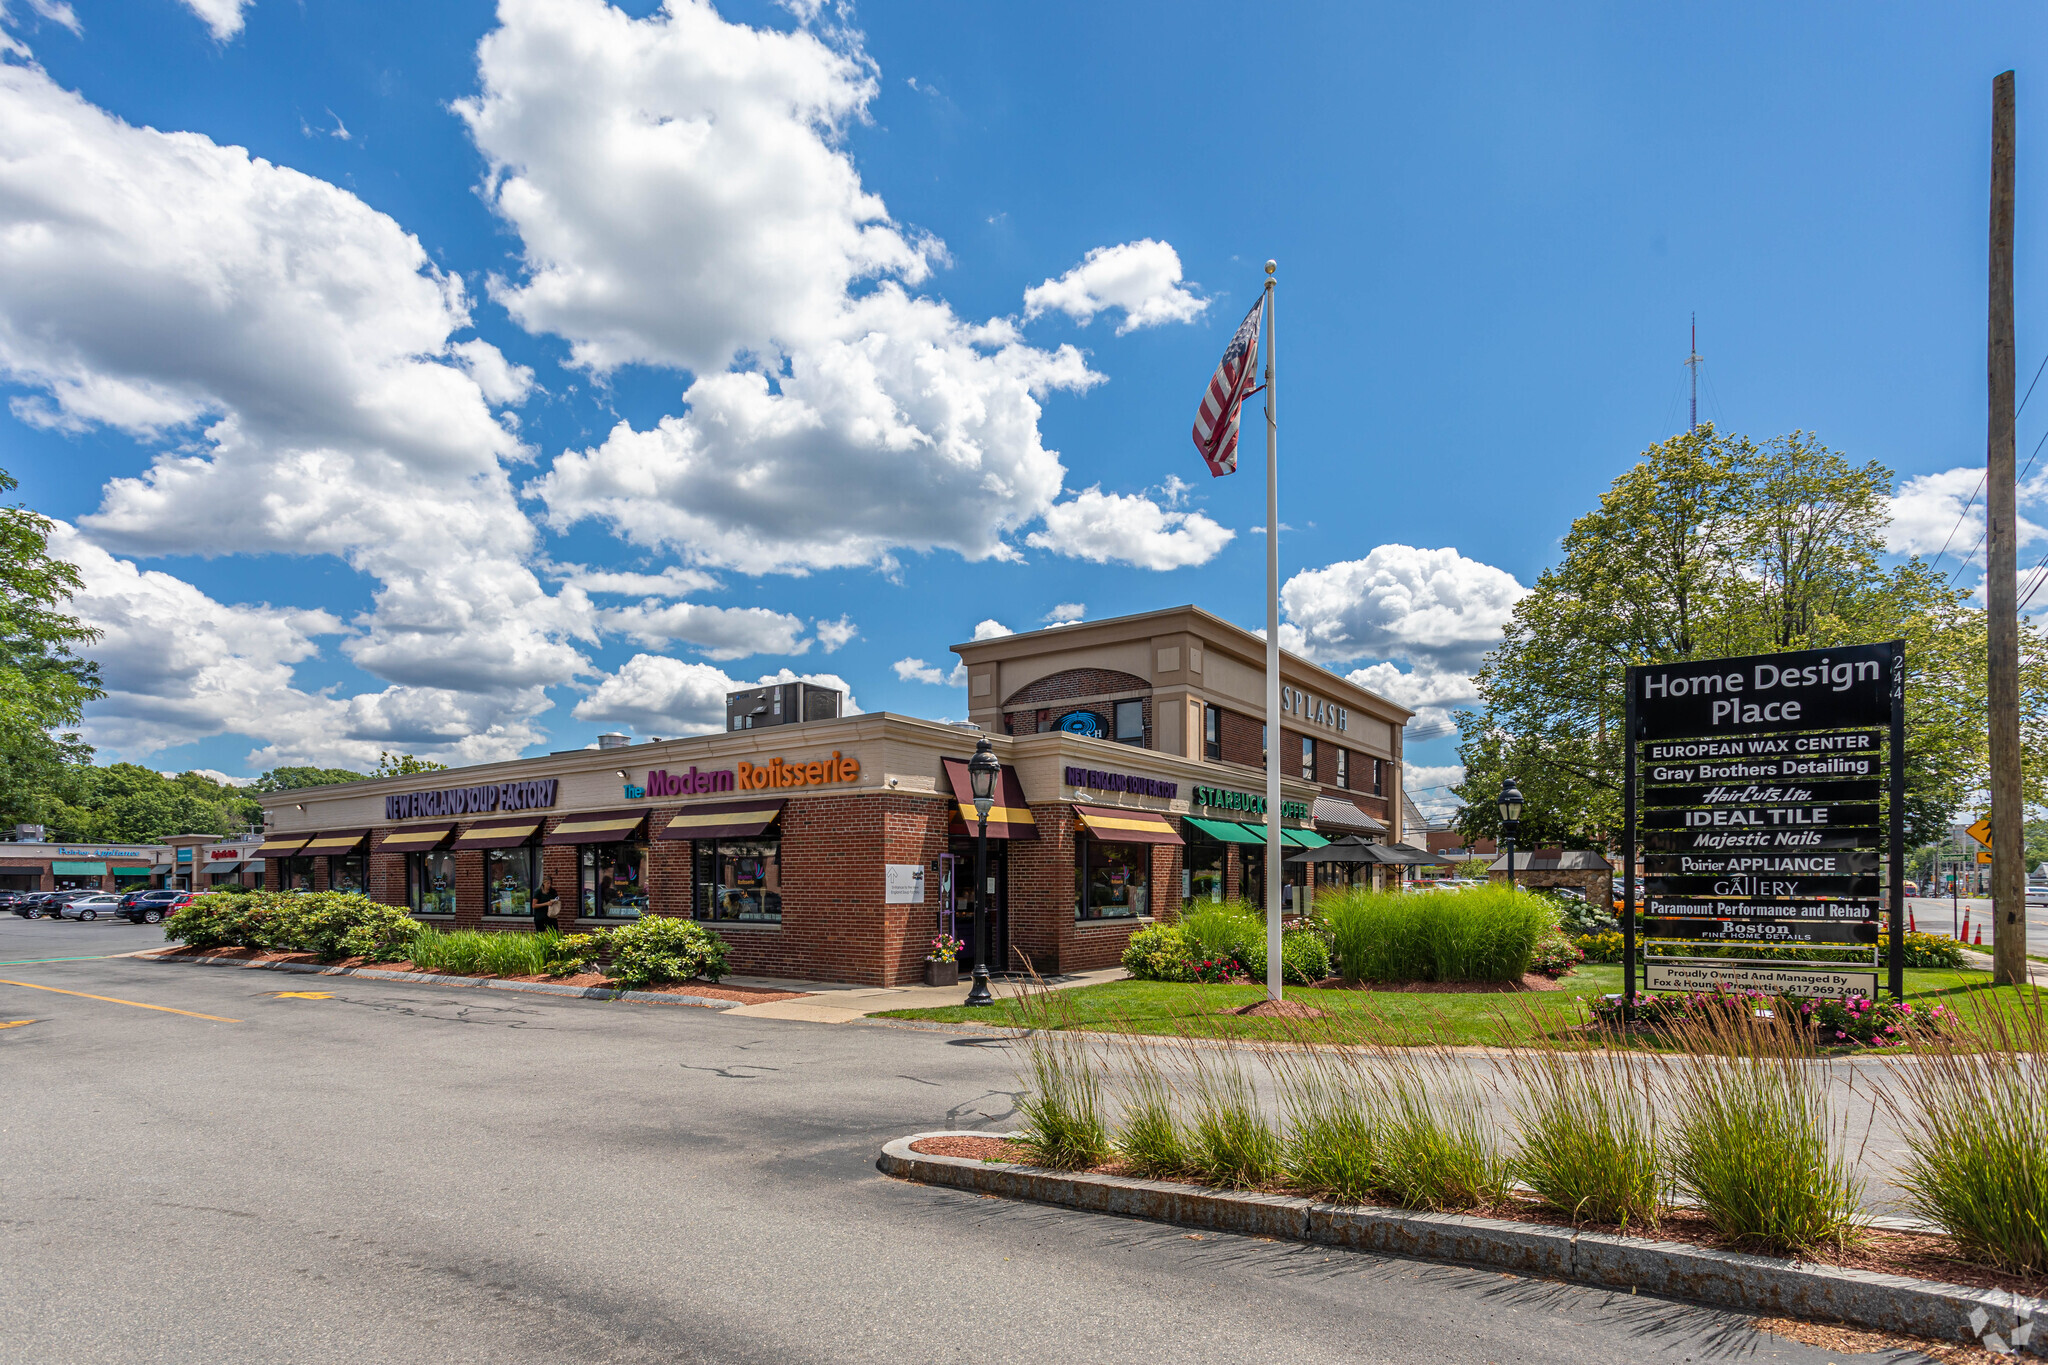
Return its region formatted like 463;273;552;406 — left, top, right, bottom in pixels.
1624;641;1905;1001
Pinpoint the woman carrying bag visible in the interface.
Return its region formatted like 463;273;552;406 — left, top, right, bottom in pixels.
532;877;560;934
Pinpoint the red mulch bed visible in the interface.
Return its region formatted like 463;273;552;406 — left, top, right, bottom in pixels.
1305;973;1566;994
153;947;806;1004
1751;1316;2004;1362
907;1137;2042;1297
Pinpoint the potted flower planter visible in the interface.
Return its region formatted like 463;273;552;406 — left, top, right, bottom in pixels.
924;959;959;987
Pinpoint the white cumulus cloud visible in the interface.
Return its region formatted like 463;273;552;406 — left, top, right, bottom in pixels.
180;0;251;40
573;656;860;735
971;618;1013;640
1022;239;1207;335
1283;545;1525;673
601;600;811;659
892;656;961;686
1026;487;1234;570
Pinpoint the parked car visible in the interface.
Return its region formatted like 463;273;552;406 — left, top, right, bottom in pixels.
2026;883;2048;908
118;890;192;924
0;889;32;911
58;893;124;921
119;887;186;913
14;890;96;919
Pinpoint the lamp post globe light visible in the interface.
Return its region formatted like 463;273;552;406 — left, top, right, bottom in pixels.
964;734;1000;1008
1497;777;1524;892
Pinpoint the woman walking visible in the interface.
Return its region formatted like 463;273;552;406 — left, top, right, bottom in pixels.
532;876;560;934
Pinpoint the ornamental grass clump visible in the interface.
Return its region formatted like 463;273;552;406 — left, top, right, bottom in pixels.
1366;1042;1512;1211
1011;985;1110;1171
1181;1041;1282;1189
1273;1041;1380;1204
1881;990;2048;1274
1505;1024;1664;1229
1666;1006;1864;1254
1107;1035;1187;1178
1322;885;1553;983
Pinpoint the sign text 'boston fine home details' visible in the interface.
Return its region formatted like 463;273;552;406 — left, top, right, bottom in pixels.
1625;640;1906;1002
387;779;559;821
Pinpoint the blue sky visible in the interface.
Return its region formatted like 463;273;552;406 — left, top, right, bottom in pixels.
1;0;2043;814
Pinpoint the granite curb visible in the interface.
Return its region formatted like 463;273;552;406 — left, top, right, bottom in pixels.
143;952;742;1010
879;1132;2042;1356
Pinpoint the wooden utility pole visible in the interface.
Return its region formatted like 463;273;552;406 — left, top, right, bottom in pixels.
1987;70;2027;986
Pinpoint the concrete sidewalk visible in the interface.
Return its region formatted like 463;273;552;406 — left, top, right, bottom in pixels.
722;966;1125;1023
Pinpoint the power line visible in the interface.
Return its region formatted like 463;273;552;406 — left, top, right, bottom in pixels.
1947;422;2048;585
1932;347;2048;577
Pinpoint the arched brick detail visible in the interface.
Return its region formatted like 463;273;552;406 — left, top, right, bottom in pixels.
1001;668;1150;708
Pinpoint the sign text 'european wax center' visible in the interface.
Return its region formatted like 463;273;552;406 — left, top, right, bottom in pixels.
1631;642;1896;741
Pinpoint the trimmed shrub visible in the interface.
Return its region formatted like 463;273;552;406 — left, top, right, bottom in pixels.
1878;930;1968;970
1323;885;1554;983
600;915;729;989
164;889;416;962
1120;924;1193;982
1279;928;1331;985
164;892;258;950
543;932;601;977
1528;925;1584;978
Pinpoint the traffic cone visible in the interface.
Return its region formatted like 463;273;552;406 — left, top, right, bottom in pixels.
1975;922;1984;946
1909;908;1917;933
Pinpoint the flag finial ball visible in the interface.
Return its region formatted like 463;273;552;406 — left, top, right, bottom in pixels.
1265;260;1276;274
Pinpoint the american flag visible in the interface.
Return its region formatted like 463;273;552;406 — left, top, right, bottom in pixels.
1191;297;1265;477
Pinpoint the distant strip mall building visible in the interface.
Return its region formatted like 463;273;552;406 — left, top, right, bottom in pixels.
253;606;1412;985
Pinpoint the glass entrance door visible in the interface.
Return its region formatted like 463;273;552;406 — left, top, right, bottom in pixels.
948;838;1008;974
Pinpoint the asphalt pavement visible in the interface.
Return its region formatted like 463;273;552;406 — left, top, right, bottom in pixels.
1;918;1949;1364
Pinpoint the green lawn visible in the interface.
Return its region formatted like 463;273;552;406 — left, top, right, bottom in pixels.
875;966;2041;1047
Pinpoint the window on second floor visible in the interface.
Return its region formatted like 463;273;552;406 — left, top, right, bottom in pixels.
1301;735;1316;782
1204;704;1221;761
1335;748;1349;789
1372;756;1385;796
1115;699;1145;747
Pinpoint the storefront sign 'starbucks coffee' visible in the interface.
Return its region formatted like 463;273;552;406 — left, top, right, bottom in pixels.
1624;640;1905;1003
1188;785;1310;822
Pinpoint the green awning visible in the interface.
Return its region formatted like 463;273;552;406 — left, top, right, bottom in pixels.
112;866;155;878
52;860;105;875
1184;817;1269;845
1283;829;1331;849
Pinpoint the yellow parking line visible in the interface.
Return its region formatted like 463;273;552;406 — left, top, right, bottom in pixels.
0;979;241;1022
0;1019;33;1029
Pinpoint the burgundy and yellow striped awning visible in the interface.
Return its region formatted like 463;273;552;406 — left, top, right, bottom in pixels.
253;834;310;858
543;809;650;846
301;829;368;855
451;818;545;851
655;799;785;842
377;824;457;852
942;758;1039;841
1074;804;1183;846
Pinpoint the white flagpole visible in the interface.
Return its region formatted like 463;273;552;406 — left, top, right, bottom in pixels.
1262;260;1282;1003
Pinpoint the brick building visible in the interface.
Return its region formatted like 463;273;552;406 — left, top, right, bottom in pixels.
251;606;1413;987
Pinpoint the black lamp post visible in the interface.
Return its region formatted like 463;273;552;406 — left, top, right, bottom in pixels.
1497;777;1524;891
964;735;1000;1007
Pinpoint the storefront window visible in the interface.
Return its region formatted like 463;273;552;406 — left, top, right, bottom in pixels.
328;854;365;895
579;842;647;918
409;851;456;916
1184;834;1224;907
1115;699;1145;747
1076;838;1150;921
279;856;314;892
698;838;782;923
486;844;541;916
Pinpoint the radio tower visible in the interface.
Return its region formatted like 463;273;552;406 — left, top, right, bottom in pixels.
1685;314;1704;433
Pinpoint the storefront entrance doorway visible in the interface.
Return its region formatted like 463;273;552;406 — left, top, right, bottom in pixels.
947;838;1008;975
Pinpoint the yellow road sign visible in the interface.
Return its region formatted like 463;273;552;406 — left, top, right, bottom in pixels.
1966;817;1993;849
1978;850;1994;864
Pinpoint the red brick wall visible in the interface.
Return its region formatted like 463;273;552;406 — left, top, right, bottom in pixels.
1002;667;1149;707
1217;707;1264;767
1008;803;1075;975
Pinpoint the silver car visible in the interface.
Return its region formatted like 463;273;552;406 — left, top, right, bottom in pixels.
2026;883;2048;907
57;893;124;921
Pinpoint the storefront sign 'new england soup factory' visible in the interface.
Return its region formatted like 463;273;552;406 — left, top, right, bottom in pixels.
1623;641;1905;1004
